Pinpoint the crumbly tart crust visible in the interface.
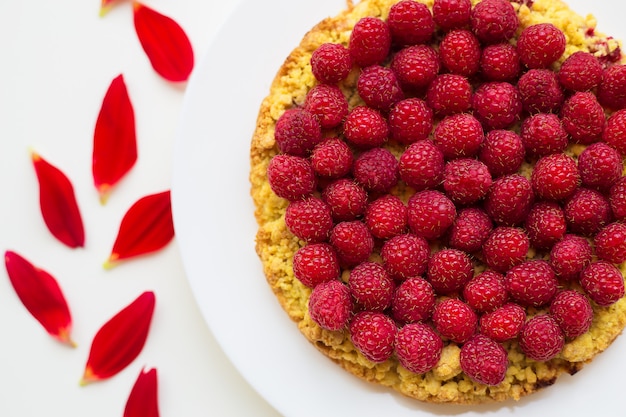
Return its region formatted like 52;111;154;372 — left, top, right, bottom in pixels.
250;0;626;404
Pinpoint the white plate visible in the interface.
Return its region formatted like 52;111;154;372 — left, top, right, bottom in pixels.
172;1;626;416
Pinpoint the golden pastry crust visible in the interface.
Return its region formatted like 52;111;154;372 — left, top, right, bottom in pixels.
250;0;626;404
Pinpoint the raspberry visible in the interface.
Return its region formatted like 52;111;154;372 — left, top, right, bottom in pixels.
387;0;435;46
549;234;593;281
395;323;443;374
285;197;333;243
439;29;481;77
557;51;603;91
470;0;519;44
391;45;440;92
349;311;397;363
274;108;322;156
357;65;404;111
304;84;349;129
530;153;580;201
580;261;625;306
578;142;623;191
517;69;564;114
560;91;605;145
479;303;526;342
447;207;493;253
484;174;534;226
594;222;626;264
348;262;395;312
310;138;353;179
392;277;436;323
482;227;529;273
610;177;626;220
308;280;352;331
267;154;316;201
427;248;473;294
463;270;507;313
329;221;374;267
364;195;408;240
520;113;568;158
398;140;445;191
433;113;484;159
549;290;593;339
426;74;473;116
381;234;430;280
343;106;388;148
310;43;352;84
352;147;399;194
322;178;368;222
460;334;509;386
597;64;626;110
478;129;525;177
432;0;471;32
516;23;566;69
442;158;492;205
504;260;558;307
472;81;522;130
603;109;626;156
524;201;567;250
480;42;520;81
519;315;564;361
432;298;477;343
564;188;611;236
407;190;456;240
349;17;391;68
292;243;340;288
388;98;433;145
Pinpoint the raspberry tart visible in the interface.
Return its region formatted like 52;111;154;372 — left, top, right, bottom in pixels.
250;0;626;404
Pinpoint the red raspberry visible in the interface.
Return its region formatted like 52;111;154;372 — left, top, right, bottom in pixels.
610;177;626;220
349;17;391;68
480;42;520;81
549;234;592;281
432;298;477;343
426;74;473;116
329;221;374;267
531;153;580;201
398;140;445;191
381;234;430;280
349;262;395;312
304;84;348;129
603;109;626;156
517;69;564;114
388;98;433;145
364;195;408;240
470;0;519;44
357;65;404;111
448;207;493;253
472;82;522;130
595;222;626;264
482;227;529;273
478;129;524;177
322;178;368;222
443;158;492;205
463;270;507;313
578;142;622;191
267;154;315;201
520;113;568;158
564;188;611;236
352;147;399;194
432;0;471;32
349;311;397;363
480;303;526;342
517;23;566;69
524;201;567;250
392;277;436;323
395;323;443;374
433;113;484;159
484;174;534;226
285;197;333;243
557;51;603;91
292;243;340;288
504;260;558;307
310;138;353;179
391;45;440;92
310;43;352;84
274;108;322;156
407;190;456;240
519;315;564;361
560;91;605;145
308;280;352;331
550;290;593;339
597;64;626;110
343;106;388;148
439;29;481;77
460;334;508;386
387;0;435;46
427;248;473;294
580;261;625;306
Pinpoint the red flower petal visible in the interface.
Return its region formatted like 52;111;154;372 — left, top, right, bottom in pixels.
81;291;156;385
132;1;194;82
124;367;160;417
4;251;75;347
93;74;137;204
31;150;85;248
100;0;121;16
104;191;174;268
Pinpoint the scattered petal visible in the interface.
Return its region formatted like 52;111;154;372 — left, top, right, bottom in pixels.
100;0;122;16
124;367;160;417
